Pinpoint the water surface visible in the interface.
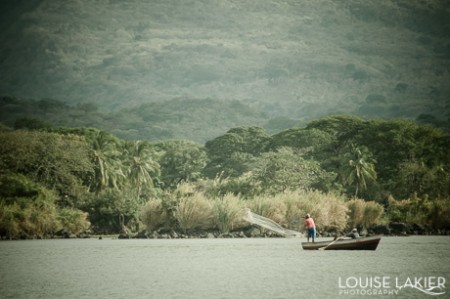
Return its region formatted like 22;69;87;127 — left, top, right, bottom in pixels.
0;236;449;298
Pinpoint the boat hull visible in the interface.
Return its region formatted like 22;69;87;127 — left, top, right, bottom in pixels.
301;236;381;250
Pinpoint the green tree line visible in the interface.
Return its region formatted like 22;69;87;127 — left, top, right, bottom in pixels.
1;115;449;239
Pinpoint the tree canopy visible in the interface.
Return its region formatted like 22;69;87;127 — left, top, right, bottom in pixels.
1;114;449;238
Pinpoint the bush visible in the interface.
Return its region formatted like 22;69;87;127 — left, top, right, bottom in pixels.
280;190;321;229
173;193;213;233
212;193;245;233
321;195;349;231
0;200;61;239
21;200;60;239
58;208;90;235
249;195;287;224
248;189;348;232
140;187;351;236
346;199;365;228
0;202;22;239
430;199;450;229
347;199;384;229
387;194;448;229
286;190;348;231
0;175;63;239
362;201;384;228
141;199;168;232
387;196;417;223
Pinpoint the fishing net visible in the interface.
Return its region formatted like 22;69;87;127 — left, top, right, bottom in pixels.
244;210;301;237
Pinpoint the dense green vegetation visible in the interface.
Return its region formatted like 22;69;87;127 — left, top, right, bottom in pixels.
1;115;449;239
0;96;286;143
1;1;449;239
1;95;449;144
1;1;449;122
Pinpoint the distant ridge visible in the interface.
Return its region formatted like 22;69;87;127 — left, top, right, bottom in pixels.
0;0;449;122
0;96;277;143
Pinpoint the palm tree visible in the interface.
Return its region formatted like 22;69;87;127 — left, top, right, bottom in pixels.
123;141;160;199
341;144;377;198
89;131;124;193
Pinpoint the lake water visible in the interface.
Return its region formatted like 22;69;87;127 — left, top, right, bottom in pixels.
0;236;449;299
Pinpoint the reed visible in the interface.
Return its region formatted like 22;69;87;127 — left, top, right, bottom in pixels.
250;189;348;231
173;193;213;233
249;195;287;224
346;199;365;228
212;193;245;233
361;201;384;228
347;198;384;228
320;194;348;231
141;184;381;235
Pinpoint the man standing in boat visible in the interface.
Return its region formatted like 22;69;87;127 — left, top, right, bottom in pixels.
304;214;316;243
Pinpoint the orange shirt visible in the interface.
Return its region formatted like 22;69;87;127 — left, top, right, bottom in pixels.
305;217;315;229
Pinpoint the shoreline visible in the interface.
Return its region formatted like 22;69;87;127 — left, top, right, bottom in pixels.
2;222;450;241
2;234;450;241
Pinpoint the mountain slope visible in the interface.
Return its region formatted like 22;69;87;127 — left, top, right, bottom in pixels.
0;0;449;122
0;96;274;143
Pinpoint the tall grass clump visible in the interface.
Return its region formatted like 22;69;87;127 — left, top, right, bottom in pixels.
247;189;348;232
173;193;213;233
212;193;245;233
282;191;314;230
346;199;365;228
141;199;168;232
362;201;384;227
249;194;287;224
282;190;348;231
347;199;384;229
320;194;349;231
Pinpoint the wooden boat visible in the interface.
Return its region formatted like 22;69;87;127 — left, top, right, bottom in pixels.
301;236;381;250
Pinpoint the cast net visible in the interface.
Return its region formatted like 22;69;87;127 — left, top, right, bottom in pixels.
244;210;301;237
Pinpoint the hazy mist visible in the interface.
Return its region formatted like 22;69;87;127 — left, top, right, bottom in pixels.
1;0;449;123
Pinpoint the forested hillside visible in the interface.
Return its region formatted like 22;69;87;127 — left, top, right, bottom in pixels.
1;96;448;143
0;96;291;143
1;0;449;123
1;116;449;239
1;0;450;239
